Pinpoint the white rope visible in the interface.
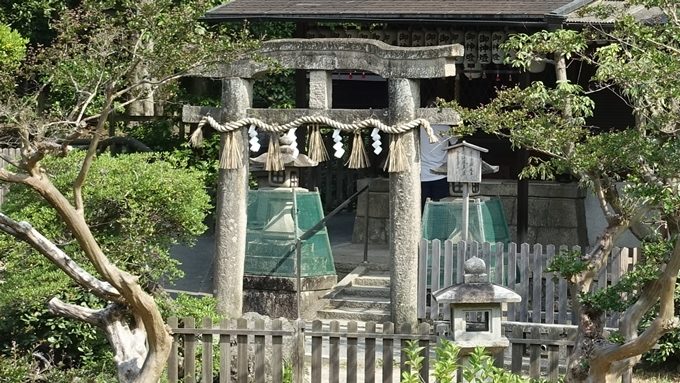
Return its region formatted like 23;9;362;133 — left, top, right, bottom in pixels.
195;115;437;143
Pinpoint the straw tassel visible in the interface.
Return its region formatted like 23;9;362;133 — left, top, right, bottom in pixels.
189;118;206;147
265;133;284;171
307;124;329;163
384;133;408;172
347;131;370;169
218;131;243;169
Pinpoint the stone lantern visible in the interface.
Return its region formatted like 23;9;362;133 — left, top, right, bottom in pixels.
432;256;520;355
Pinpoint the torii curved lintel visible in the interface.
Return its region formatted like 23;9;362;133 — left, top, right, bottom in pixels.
196;38;464;79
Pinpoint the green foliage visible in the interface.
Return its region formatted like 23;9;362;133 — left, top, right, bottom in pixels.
547;249;589;281
160;293;221;323
400;340;425;383
433;339;459;382
503;29;587;69
0;24;27;72
400;341;548;383
0;151;210;368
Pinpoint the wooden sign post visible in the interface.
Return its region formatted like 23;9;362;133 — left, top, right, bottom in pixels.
445;141;489;242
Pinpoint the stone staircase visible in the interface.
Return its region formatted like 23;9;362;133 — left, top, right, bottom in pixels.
317;266;391;322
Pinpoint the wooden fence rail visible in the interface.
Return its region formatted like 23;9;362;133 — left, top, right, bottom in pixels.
418;240;639;327
167;317;581;383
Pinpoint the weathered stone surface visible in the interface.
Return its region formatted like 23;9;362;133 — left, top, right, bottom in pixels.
194;38;462;79
433;284;521;304
214;78;252;317
243;275;337;291
388;78;420;329
351;216;389;244
243;288;330;319
309;70;332;109
355;191;390;218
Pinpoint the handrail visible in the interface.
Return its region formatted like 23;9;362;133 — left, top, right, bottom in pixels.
299;184;370;242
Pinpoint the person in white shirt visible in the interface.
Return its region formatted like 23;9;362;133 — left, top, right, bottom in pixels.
420;124;453;209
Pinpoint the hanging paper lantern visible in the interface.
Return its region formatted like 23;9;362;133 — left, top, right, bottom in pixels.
478;31;492;64
491;31;506;64
464;31;478;65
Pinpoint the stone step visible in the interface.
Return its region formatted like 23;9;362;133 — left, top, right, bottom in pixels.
316;308;391;323
329;296;391;311
351;274;391;287
337;285;390;299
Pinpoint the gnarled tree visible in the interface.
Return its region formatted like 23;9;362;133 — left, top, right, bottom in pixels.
0;0;253;381
451;1;680;381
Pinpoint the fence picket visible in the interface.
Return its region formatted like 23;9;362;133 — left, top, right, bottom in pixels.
609;247;623;327
442;240;453;320
482;241;491;278
167;317;178;383
431;240;441;320
529;326;541;378
507;242;517;321
237;318;248;383
254;319;265;383
547;328;560;382
419;323;430;383
456;241;466;284
329;321;340;383
272;319;283;383
532;244;543;324
202;317;213;383
545;245;556;324
399;323;412;378
311;320;322;383
520;243;530;323
558;245;569;324
510;325;523;373
347;321;358;383
184;317;196;383
443;239;453;288
365;322;377;383
493;242;504;285
383;322;394;383
418;239;428;319
219;319;231;383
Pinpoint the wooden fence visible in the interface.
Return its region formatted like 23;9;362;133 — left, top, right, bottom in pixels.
0;148;20;205
166;317;578;383
418;239;640;327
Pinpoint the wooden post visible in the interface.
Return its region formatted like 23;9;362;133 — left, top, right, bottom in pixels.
461;183;470;242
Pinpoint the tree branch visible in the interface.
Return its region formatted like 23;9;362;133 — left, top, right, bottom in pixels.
47;297;106;326
0;213;122;302
591;236;680;370
73;87;115;214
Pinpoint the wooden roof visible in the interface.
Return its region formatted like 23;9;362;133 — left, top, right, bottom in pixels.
204;0;580;23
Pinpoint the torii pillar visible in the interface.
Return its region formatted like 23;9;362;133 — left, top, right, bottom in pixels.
388;78;421;328
213;78;252;316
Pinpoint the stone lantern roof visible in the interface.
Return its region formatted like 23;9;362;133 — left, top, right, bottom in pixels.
432;256;521;305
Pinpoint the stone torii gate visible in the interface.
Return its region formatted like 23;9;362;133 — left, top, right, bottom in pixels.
182;38;462;327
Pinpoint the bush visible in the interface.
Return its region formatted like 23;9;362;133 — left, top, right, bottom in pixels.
0;151;211;373
401;340;553;383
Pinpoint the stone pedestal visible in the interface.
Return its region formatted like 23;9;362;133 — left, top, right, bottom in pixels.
243;275;337;319
352;177;390;244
